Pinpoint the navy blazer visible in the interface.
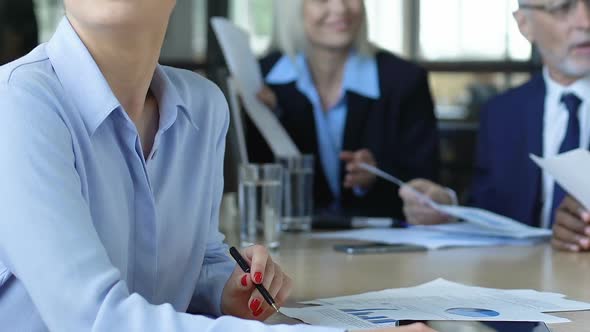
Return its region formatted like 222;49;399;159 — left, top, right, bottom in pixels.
469;73;545;227
247;51;440;219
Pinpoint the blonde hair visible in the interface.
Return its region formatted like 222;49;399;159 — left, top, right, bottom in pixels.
267;0;375;57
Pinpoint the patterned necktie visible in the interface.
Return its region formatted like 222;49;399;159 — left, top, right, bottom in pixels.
549;93;583;227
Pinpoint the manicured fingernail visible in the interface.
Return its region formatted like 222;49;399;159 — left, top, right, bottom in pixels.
580;238;590;248
241;275;248;287
249;298;261;312
254;272;263;284
253;307;265;317
585;227;590;236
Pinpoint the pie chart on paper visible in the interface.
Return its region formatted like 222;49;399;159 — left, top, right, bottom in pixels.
445;307;501;318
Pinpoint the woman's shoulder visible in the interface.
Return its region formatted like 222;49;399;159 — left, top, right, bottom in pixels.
0;48;75;149
259;51;284;77
374;49;427;79
162;65;222;90
0;45;71;126
159;66;229;130
0;45;62;99
371;50;430;97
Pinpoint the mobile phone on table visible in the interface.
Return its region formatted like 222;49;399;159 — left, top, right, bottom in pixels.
333;242;427;254
396;320;550;332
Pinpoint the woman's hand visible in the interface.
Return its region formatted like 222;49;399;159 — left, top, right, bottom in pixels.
340;149;378;190
220;245;293;321
257;85;278;110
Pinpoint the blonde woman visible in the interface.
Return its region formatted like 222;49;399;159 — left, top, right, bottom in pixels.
249;0;439;220
0;0;432;331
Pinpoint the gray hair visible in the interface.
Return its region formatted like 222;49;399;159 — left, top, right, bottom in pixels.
266;0;375;57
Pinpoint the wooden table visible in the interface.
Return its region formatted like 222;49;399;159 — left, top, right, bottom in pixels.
224;232;590;331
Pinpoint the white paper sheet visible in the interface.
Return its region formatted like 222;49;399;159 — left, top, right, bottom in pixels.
282;279;590;329
359;163;551;239
313;225;547;250
531;149;590;209
211;18;300;158
434;206;551;239
281;306;399;329
303;279;590;314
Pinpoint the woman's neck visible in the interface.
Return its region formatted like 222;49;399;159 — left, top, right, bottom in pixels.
67;16;168;121
306;46;350;110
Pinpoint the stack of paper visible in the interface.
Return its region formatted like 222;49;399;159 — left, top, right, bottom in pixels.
312;224;547;250
281;279;590;329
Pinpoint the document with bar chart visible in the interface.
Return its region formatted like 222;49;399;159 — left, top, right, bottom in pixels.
280;306;399;329
282;279;590;329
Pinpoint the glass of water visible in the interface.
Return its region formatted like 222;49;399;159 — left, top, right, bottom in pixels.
239;164;282;249
278;155;314;232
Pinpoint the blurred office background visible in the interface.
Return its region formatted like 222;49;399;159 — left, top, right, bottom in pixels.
5;0;540;202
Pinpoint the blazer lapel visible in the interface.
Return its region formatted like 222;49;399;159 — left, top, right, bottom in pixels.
285;86;319;155
340;92;372;196
342;92;372;152
523;74;545;226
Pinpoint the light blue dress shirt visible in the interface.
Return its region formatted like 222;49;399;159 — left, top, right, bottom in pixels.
0;18;341;332
266;52;380;199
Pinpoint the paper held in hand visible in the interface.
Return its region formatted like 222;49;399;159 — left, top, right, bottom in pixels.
359;163;551;239
211;17;300;158
530;149;590;210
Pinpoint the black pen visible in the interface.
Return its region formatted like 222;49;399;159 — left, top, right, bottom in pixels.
229;246;280;313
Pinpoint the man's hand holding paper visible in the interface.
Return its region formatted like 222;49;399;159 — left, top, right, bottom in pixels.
553;196;590;252
530;150;590;252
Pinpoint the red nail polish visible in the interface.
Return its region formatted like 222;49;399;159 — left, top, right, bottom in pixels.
249;298;261;312
253;307;264;317
240;275;248;287
254;272;263;284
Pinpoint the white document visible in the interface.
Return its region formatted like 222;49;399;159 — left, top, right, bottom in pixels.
282;279;590;329
531;149;590;209
312;226;545;250
303;279;590;316
283;302;567;329
359;163;551;239
281;306;399;329
211;18;300;158
434;206;551;239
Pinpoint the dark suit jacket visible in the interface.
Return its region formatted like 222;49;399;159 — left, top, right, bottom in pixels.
469;73;545;227
246;51;439;220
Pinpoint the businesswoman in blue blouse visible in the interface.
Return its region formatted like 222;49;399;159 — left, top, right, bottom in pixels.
0;0;431;331
249;0;439;220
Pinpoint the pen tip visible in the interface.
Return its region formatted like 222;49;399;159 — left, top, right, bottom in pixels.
272;303;280;313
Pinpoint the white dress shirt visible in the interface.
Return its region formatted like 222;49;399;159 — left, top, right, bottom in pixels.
541;68;590;229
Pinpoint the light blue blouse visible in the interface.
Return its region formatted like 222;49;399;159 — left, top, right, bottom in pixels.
0;18;341;332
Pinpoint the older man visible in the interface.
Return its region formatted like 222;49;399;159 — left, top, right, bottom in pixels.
400;0;590;252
